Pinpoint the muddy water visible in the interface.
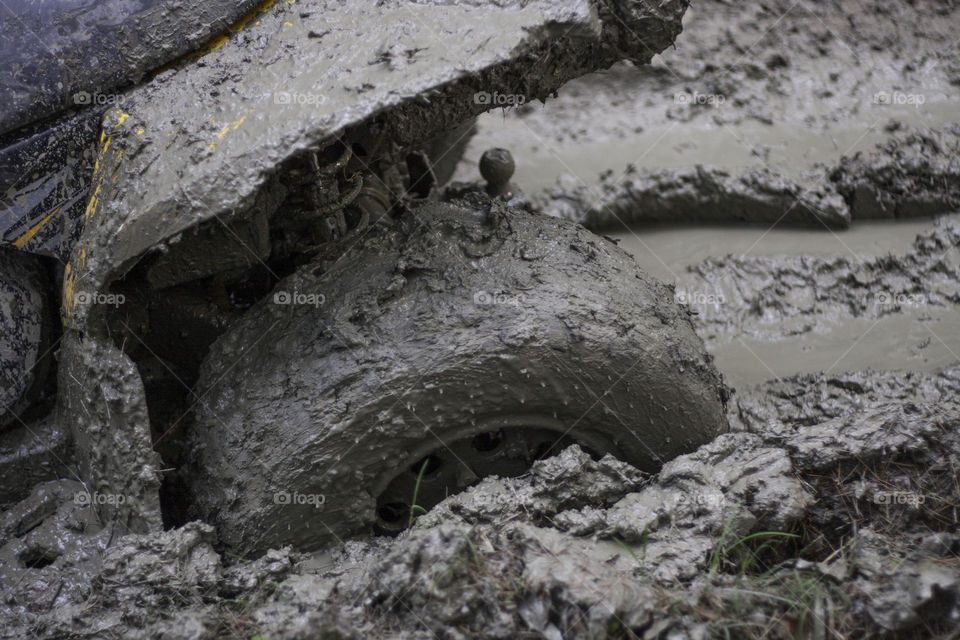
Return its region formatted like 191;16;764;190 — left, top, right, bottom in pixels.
470;98;960;387
461;108;960;387
454;67;959;388
613;219;960;387
468;98;959;192
710;308;960;388
609;219;934;282
467;106;960;387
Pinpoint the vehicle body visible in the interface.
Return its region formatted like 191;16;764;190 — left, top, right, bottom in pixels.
1;0;729;553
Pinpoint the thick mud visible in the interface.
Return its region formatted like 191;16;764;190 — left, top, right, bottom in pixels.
455;0;960;228
532;165;850;229
683;213;960;342
2;370;957;638
447;0;960;389
3;0;960;638
831;125;960;220
531;125;960;229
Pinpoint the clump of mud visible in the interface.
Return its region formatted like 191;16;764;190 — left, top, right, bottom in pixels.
532;165;848;229
532;126;960;231
831;125;960;220
3;368;958;639
682;213;960;342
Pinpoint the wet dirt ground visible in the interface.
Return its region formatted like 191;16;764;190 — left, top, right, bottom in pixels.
453;0;960;389
2;0;960;638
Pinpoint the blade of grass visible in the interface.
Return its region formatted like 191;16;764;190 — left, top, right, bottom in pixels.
409;458;431;527
724;531;799;560
710;508;739;574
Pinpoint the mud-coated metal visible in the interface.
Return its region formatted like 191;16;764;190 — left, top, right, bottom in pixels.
0;0;263;138
54;0;690;537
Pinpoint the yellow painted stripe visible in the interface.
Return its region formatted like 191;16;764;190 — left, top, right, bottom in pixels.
13;206;60;248
160;0;288;64
229;0;279;33
216;115;247;140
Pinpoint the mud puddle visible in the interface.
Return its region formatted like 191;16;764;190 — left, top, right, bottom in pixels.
711;308;960;387
461;99;958;193
607;218;960;386
447;0;960;388
609;218;935;282
453;0;959;192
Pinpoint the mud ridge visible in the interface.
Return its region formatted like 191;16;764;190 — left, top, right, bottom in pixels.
2;369;957;639
532;126;960;231
681;213;960;342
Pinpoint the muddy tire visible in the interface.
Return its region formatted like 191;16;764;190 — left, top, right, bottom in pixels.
0;248;51;429
188;199;728;554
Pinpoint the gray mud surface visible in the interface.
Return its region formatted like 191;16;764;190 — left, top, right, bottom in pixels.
2;371;958;638
3;0;960;639
533;165;851;229
682;213;960;342
457;0;960;227
532;124;960;230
